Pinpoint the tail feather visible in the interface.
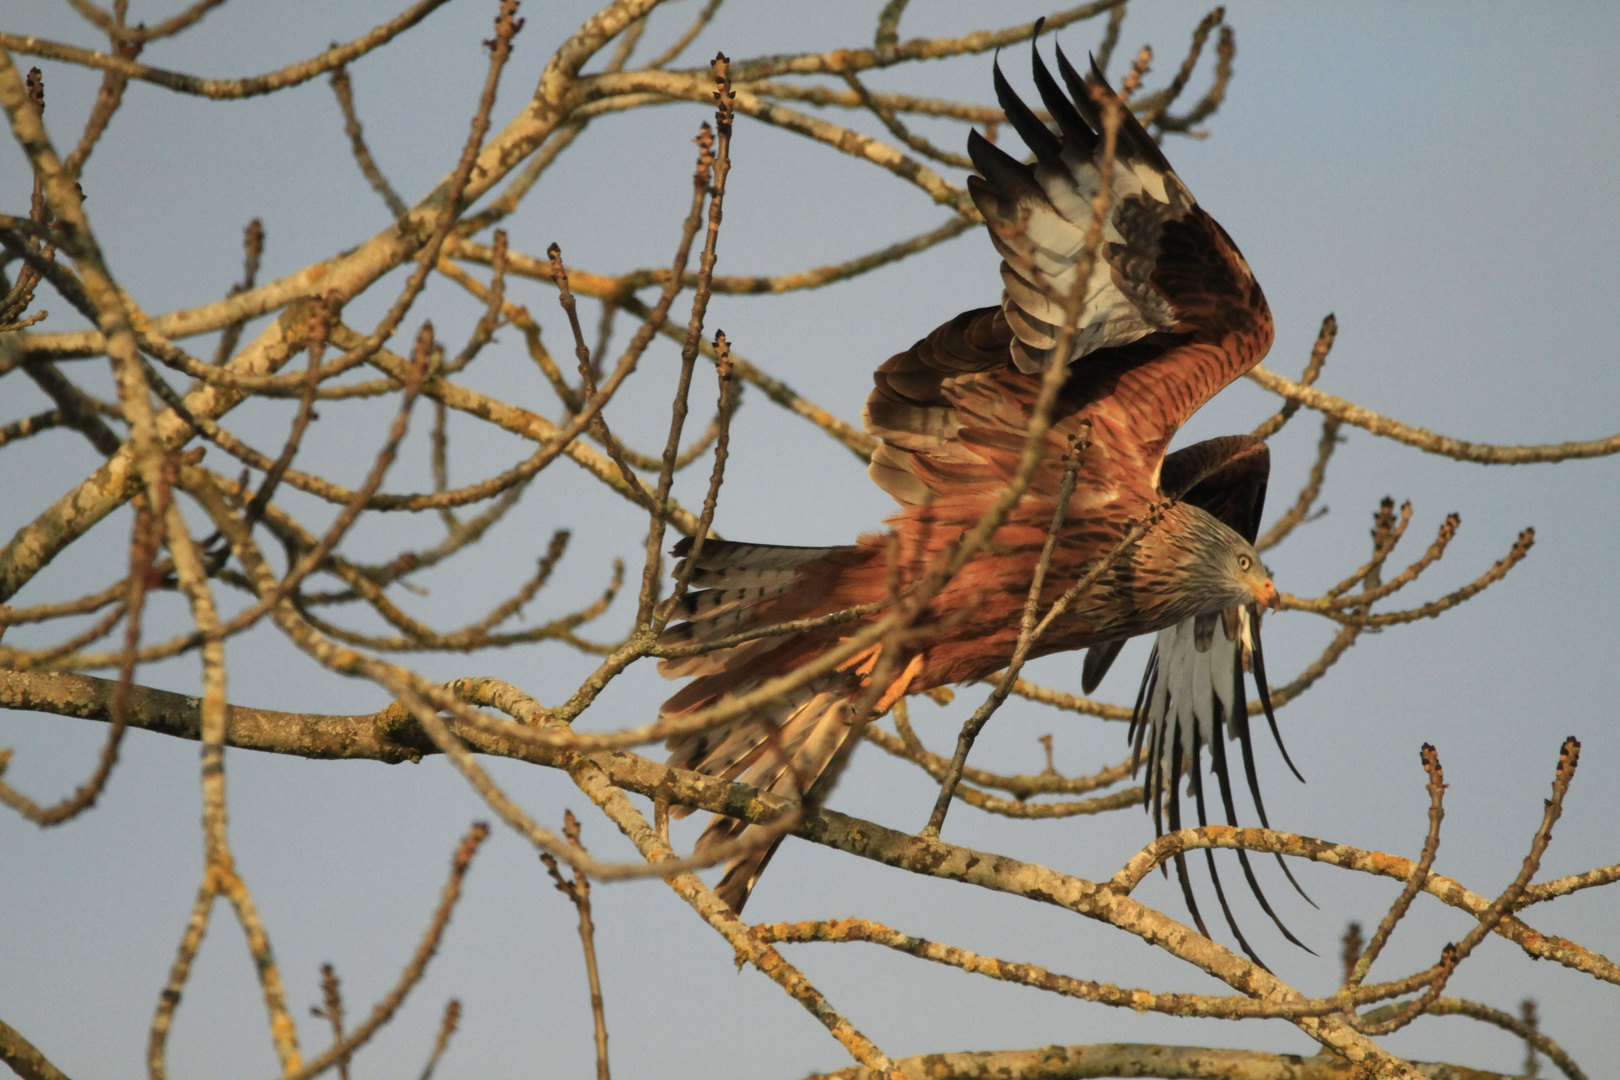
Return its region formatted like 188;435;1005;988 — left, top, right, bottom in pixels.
668;681;861;912
659;538;878;913
659;537;862;649
701;821;786;915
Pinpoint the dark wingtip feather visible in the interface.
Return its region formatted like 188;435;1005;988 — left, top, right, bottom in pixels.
1166;739;1213;940
966;132;1041;233
1088;53;1112;92
992;53;1064;169
1173;854;1210;940
1073;46;1178;178
1209;684;1316;954
1133;650;1160;814
1082;639;1125;695
1029;29;1097;153
1191;730;1272;970
966;127;1030;190
1251;627;1306;784
1127;644;1158;754
1054;43;1100;129
1234;634;1318;909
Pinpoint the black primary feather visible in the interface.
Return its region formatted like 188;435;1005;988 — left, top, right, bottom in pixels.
992;56;1064;169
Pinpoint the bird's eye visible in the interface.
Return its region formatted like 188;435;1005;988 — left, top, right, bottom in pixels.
1238;555;1251;571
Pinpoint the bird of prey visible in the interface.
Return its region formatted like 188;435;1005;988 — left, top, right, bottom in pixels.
659;36;1305;958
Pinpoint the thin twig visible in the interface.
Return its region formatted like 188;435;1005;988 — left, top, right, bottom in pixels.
874;0;910;49
865;726;1137;818
330;65;409;218
1345;744;1445;989
922;506;1163;836
1286;527;1534;628
0;579;126;626
841;71;974;169
1254;415;1340;553
540;812;610;1080
548;244;644;495
415;1000;461;1080
146;881;215;1080
566;752;903;1077
1340;922;1364;987
61;19;139;180
648;0;723;69
1523;998;1543;1080
0;1015;75;1080
1134;7;1224;128
1356;737;1581;1036
210;220;264;367
1155;25;1236;135
1308;513;1459;612
1094;4;1126;75
660;328;736;625
271;823;492;1080
2;1;457;100
310;964;351;1080
1354;997;1587;1080
753;916;1450;1022
637;54;735;627
64;0;226;45
1248;362;1620;464
239;299;331;536
1251;314;1336;442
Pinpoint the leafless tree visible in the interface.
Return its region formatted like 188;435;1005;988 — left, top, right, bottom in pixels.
1;4;1615;1079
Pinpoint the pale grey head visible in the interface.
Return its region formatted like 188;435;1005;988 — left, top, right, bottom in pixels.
1152;503;1279;625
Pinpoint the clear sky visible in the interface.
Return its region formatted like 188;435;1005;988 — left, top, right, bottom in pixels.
2;3;1617;1078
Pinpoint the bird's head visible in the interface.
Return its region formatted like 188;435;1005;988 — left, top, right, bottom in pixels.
1176;505;1279;616
1232;544;1280;611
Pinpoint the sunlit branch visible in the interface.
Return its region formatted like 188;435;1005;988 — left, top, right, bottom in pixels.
1;1;456;100
1249;363;1620;464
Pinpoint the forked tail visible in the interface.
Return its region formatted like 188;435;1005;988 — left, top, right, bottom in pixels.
659;537;898;912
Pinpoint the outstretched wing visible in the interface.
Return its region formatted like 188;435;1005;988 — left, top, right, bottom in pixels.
864;42;1273;510
1086;436;1313;963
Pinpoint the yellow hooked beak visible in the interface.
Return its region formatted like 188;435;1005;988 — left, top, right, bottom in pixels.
1251;576;1280;611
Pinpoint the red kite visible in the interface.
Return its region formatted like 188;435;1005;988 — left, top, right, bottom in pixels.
661;38;1304;957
